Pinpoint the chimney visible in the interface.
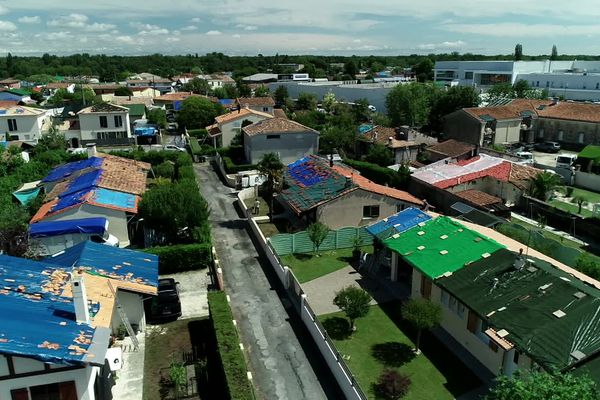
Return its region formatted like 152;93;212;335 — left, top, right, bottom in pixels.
388;136;393;146
86;143;97;158
345;176;352;188
71;272;90;324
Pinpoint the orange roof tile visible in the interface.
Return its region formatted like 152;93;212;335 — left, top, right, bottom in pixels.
428;139;476;158
154;92;203;102
236;97;275;107
454;189;502;207
243;118;318;136
463;99;552;121
537;101;600;123
213;108;273;125
273;108;288;119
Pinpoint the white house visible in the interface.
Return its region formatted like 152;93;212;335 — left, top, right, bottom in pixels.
235;97;275;115
207;108;273;148
0;106;50;144
74;103;132;147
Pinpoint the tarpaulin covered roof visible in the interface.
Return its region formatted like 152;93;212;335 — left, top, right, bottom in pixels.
12;180;41;206
43;157;104;183
0;255;108;365
60;169;103;197
134;126;158;136
29;217;108;238
577;145;600;163
45;241;158;287
366;208;431;240
383;216;505;279
438;248;600;373
88;188;138;211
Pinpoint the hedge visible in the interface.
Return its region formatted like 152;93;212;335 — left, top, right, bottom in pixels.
222;156;256;174
144;243;212;274
343;158;405;188
208;291;254;400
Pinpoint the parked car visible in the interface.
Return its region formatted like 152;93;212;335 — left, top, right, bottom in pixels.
163;144;186;152
556;154;577;169
367;104;377;112
515;151;535;165
534;141;561;153
147;278;182;321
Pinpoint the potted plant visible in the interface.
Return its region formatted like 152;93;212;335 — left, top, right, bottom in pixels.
352;236;364;261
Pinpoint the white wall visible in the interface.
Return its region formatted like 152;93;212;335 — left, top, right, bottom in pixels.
0;356;98;400
245;131;319;164
0;114;46;142
111;290;145;334
575;171;600;192
78;112;131;141
219;114;270;148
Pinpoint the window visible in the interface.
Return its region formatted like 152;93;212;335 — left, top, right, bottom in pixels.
396;204;405;212
420;275;432;300
596;83;599;90
262;107;269;112
11;389;29;400
8;118;17;131
536;81;539;87
464;72;473;79
99;115;108;128
362;205;380;218
266;134;280;140
546;81;550;88
114;115;123;127
29;381;77;400
440;290;449;306
578;132;585;144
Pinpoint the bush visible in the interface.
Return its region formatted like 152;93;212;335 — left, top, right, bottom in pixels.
343;158;409;189
222;156;256;174
188;128;208;138
208;291;254;400
155;161;174;180
177;165;196;182
374;369;411;399
145;243;212;274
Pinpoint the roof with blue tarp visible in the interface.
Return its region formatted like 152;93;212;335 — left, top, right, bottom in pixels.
60;169;102;197
366;208;431;240
89;188;138;210
29;218;108;238
134;126;158;136
0;255;107;365
45;241;159;287
358;124;374;135
219;99;234;106
52;188;91;213
43;157;104;183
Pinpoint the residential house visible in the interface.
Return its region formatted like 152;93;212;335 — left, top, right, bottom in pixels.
410;153;541;213
242;73;278;84
277;155;423;229
0;89;32;104
44;82;76;97
242;118;319;164
152;92;207;110
0;106;50;144
0;244;158;400
206;108;273;148
98;87;160;102
357;125;437;164
203;74;236;90
534;101;600;147
0;78;21;89
235;97;275;115
73;103;132;147
426;139;476;163
126;77;173;95
110;96;154;108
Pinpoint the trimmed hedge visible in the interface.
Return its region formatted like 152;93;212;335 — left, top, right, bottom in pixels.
343;158;406;188
145;243;212;274
222;156;256;174
208;291;254;400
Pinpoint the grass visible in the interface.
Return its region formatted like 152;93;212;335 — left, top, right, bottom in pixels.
243;196;269;218
143;318;200;400
510;219;583;250
257;219;289;237
571;187;600;203
281;245;373;283
320;302;480;400
549;199;594;218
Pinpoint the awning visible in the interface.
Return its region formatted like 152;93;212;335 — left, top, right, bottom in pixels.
29;217;108;238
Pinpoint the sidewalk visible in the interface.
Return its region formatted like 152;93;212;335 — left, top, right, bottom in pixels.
511;212;587;245
111;332;145;400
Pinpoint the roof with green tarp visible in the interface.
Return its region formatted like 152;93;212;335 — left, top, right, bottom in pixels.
573;353;600;386
125;104;146;117
577;145;600;163
383;216;504;280
438;248;600;373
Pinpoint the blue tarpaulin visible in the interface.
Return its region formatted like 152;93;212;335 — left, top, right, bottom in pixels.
287;156;331;187
173;100;183;110
45;241;159;287
43;157;103;182
90;188;137;211
13;187;41;205
366;208;431;240
29;218;108;238
61;169;103;197
134;126;158;136
52;189;91;213
0;255;104;365
219;99;234;106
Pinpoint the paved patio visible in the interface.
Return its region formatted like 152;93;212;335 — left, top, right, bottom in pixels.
111;332;145;400
161;269;211;320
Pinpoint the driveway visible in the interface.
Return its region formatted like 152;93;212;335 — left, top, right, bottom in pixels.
194;164;341;400
161;269;211;320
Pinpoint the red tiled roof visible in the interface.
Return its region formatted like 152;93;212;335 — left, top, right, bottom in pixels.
243;118;318;136
463;99;552;121
454;189;502;207
433;160;541;190
273;108;288;119
236;97;275;107
0;100;18;109
428;139;475;158
537;102;600;123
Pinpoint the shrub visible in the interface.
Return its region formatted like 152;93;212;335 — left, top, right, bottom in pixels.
154;161;174;180
188;128;208;138
343;158;409;189
222;156;256;174
374;369;411;399
177;165;196;182
208;291;254;400
145;243;212;274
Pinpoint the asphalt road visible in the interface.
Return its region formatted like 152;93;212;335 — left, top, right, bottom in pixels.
193;163;341;400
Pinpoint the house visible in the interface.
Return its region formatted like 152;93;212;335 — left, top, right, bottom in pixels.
235;97;275;115
534;101;600;146
357;125;437;164
98;87;160;102
110;96;154;108
0;106;50;144
44;82;76;97
0;89;32;104
126;77;173;95
152;92;207;110
410;153;541;213
72;103;132;147
0;78;21;89
0;244;158;400
277;156;423;229
204;74;236;90
206;108;273;148
242;73;278;84
242;118;319;165
426;139;476;163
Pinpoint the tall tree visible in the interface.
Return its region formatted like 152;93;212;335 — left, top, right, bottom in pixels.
176;96;224;129
182;77;210;95
386;83;434;127
343;60;358;79
253;85;270;97
429;86;479;133
402;298;442;353
486;370;598;400
551;45;558;61
257;152;284;221
333;286;372;332
274;85;289;105
413;58;434;82
307;222;330;255
529;171;563;201
514;44;523;61
296;92;318;111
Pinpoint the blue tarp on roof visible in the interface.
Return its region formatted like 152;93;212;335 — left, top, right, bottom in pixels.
358;124;374;135
52;189;90;213
134;126;158;136
0;255;102;365
173;101;183;111
61;169;103;197
43;157;103;183
287;156;332;187
90;188;137;210
219;99;234;106
366;208;431;240
29;218;108;238
45;241;159;287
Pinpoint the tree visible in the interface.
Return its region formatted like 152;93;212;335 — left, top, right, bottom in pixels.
515;44;523;61
257;152;284;222
182;77;210;95
353;98;371;123
429;86;479;132
365;144;394;167
343;60;358;78
177;96;224;129
401;298;442;353
486;370;598;400
296;92;318;111
253;85;269;97
374;369;411;400
307;222;330;255
572;195;588;214
575;253;600;280
274;85;289;105
0;202;30;257
322;92;337;113
551;45;558;61
386;83;433;127
413;58;434;82
114;86;133;96
237;83;251;97
147;108;167;129
333;286;372;332
529;171;563;201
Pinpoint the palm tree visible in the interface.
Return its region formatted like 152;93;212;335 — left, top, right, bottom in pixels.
257;153;284;221
529;172;563;201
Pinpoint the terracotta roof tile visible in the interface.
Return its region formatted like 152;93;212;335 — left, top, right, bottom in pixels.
509;163;542;190
236;97;275;107
213;108;273;125
537;102;600;123
463;99;552;121
428;139;476;158
243;118;318;136
454;189;502;207
273;108;288;119
154;92;203;102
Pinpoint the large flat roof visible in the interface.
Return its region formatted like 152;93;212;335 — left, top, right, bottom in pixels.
366;208;431;240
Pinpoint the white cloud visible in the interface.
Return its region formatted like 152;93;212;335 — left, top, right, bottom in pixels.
45;31;71;40
0;21;17;31
417;40;466;50
115;35;136;44
166;37;180;43
86;22;116;32
48;13;88;28
138;28;169;36
130;22;160;31
236;24;257;31
191;17;201;23
18;16;41;24
206;30;222;35
181;25;197;31
442;23;600;37
0;5;8;15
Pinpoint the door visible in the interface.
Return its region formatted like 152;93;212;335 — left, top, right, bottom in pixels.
71;138;79;148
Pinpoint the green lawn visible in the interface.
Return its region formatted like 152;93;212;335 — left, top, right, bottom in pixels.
244;196;269;217
571;187;600;203
510;219;582;250
320;302;480;400
549;199;594;218
281;246;372;283
257;219;289;237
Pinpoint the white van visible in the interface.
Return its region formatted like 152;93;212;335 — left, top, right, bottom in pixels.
556;154;577;169
516;151;535;165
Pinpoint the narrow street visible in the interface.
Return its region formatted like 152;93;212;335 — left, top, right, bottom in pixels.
193;163;341;400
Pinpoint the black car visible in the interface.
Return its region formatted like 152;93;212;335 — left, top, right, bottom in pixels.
534;141;561;153
147;278;182;321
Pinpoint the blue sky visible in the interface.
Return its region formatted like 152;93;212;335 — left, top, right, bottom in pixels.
2;0;600;56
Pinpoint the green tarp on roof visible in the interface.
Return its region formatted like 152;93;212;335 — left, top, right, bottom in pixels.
125;104;146;117
383;216;504;280
438;248;600;372
578;145;600;163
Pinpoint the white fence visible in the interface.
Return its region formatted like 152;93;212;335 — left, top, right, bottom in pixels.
237;189;367;400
